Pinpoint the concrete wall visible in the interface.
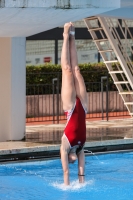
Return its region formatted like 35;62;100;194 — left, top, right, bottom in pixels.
0;37;26;142
26;91;128;117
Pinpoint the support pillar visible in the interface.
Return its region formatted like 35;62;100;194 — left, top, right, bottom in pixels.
0;37;26;141
55;39;58;64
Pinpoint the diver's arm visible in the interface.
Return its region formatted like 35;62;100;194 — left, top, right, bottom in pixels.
60;147;70;185
60;136;70;185
78;149;85;183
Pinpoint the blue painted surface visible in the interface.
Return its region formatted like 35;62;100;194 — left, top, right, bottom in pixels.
0;152;133;200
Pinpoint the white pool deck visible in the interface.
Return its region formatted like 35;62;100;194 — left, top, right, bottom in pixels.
0;118;133;156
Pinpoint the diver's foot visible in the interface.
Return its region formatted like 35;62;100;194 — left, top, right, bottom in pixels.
70;22;75;38
63;22;71;37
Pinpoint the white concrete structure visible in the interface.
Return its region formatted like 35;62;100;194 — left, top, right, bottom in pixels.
0;38;25;141
0;0;133;141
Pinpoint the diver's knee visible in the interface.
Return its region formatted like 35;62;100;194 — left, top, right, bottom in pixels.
62;64;72;71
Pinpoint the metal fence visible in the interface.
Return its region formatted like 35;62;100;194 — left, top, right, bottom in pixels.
26;71;129;123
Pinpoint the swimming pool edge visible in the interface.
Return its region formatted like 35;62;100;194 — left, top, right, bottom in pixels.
0;138;133;162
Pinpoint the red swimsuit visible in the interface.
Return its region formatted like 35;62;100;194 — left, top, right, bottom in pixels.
64;98;86;149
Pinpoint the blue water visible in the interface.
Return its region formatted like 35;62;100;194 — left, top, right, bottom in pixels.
0;152;133;200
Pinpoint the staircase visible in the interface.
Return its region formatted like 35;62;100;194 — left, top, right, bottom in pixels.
84;16;133;117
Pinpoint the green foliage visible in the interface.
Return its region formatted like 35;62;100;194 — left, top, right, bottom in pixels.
26;64;62;86
26;63;116;94
26;62;112;84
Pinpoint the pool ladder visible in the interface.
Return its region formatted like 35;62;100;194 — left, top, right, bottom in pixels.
84;16;133;117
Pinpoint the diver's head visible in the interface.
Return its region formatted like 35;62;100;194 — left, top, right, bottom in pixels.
68;152;77;164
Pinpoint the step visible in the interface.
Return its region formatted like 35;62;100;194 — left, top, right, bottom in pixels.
94;39;108;42
89;27;103;31
124;102;133;105
86;17;98;20
99;49;113;53
104;60;118;64
109;71;124;74
119;92;133;94
114;81;129;84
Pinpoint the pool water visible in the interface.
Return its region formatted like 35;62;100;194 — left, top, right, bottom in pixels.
0;151;133;200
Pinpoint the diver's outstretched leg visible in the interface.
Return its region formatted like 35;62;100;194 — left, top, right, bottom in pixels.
69;23;88;112
61;22;76;111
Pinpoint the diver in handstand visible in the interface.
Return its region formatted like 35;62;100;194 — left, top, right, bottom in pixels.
60;22;88;185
